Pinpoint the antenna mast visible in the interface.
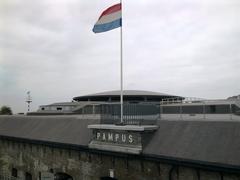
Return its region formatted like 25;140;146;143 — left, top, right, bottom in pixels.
26;91;32;112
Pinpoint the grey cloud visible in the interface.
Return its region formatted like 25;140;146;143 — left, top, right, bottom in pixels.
0;0;240;113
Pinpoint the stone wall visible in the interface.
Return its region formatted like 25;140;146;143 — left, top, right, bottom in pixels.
0;139;239;180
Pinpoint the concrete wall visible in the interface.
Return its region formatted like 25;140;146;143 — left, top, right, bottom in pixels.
0;139;239;180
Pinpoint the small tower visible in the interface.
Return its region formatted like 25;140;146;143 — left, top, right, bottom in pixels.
26;91;32;112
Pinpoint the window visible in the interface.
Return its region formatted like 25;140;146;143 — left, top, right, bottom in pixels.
205;105;230;114
54;172;73;180
25;172;32;180
232;104;240;114
100;177;117;180
182;106;203;114
162;106;180;114
215;105;230;113
56;107;62;111
83;105;93;114
12;168;17;177
209;105;216;113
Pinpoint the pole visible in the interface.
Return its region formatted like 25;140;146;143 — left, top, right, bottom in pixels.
120;0;123;124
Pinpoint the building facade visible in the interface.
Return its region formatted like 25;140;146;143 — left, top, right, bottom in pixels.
0;116;240;180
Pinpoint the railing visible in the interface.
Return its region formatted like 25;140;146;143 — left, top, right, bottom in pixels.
160;98;240;121
98;103;160;125
160;97;183;104
160;97;206;105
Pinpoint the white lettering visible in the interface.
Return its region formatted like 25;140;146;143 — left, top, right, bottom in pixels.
96;132;101;140
102;133;106;141
108;133;113;141
129;134;133;143
95;131;136;144
121;134;126;142
115;134;119;142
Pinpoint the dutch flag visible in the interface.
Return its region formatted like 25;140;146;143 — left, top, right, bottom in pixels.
93;3;122;33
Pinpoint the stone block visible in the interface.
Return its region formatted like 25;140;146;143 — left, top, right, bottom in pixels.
200;170;221;180
179;167;198;180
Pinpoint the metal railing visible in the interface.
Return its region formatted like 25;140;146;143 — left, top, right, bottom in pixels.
160;98;240;121
98;103;160;125
160;97;206;105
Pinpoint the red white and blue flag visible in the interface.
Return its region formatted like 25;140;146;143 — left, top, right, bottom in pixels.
93;3;122;33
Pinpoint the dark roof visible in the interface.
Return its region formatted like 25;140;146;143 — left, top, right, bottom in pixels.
0;115;98;146
144;120;240;167
84;90;172;96
73;90;181;101
0;115;240;168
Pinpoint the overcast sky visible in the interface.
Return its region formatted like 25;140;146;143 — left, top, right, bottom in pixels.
0;0;240;113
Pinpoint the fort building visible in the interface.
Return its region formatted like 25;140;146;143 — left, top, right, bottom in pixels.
0;90;240;180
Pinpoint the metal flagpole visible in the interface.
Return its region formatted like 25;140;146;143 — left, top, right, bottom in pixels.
120;0;123;124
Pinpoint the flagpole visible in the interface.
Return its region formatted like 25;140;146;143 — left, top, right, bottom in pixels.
120;0;123;124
